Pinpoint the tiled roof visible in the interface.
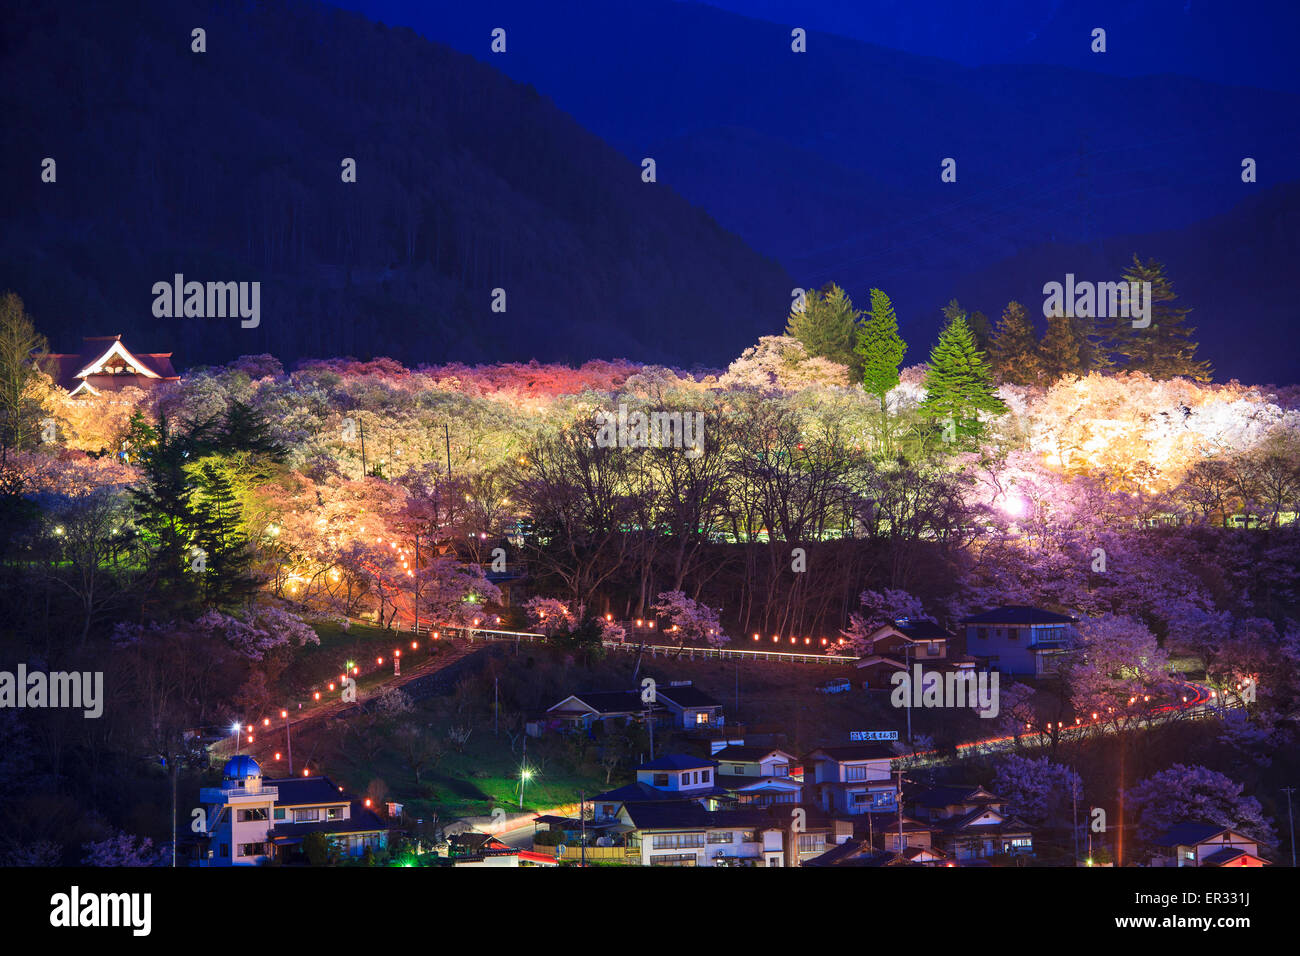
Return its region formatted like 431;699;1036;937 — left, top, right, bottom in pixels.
894;619;952;639
48;335;179;389
712;746;792;762
636;753;718;771
550;691;646;714
1201;847;1268;866
265;776;352;807
908;785;1000;808
1152;822;1231;848
654;685;722;708
805;744;896;762
959;606;1077;626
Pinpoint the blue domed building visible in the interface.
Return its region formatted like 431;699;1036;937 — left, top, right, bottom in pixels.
195;753;391;866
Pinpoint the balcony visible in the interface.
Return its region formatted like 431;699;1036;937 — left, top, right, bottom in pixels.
200;784;279;804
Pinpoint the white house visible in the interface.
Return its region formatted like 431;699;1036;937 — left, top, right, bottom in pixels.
1151;823;1270;867
194;756;390;865
802;745;898;815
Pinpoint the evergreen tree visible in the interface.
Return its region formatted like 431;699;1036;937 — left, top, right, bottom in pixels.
188;459;260;608
1040;309;1085;382
128;413;200;611
0;292;51;453
920;314;1006;448
215;400;287;460
1109;255;1211;381
988;300;1044;385
786;283;863;373
855;288;908;400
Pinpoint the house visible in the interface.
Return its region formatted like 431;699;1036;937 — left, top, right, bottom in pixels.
617;801;789;867
802;745;898;815
907;785;1034;861
48;335;180;397
590;753;727;817
959;606;1078;676
527;690;660;737
854;618;979;688
446;831;521;867
609;800;851;867
804;835;948;867
193;756;390;865
803;841;911;867
710;745;804;807
654;681;725;729
1150;823;1270;867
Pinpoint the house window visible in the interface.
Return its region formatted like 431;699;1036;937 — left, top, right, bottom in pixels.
1008;628;1019;640
774;764;789;777
237;808;267;822
327;806;343;820
852;792;870;805
273;808;285;820
846;766;869;781
701;770;710;783
733;765;744;774
653;774;669;787
708;832;734;844
695;712;709;725
652;833;704;849
238;843;265;857
293;808;320;823
650;854;697;866
797;834;823;852
680;773;689;786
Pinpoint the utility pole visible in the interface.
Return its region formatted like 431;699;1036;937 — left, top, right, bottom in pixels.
359;418;367;478
170;749;178;868
903;644;913;745
283;709;293;776
1072;780;1079;866
1284;787;1297;868
646;704;655;760
894;768;906;860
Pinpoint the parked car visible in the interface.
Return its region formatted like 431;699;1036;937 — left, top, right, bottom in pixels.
815;678;852;694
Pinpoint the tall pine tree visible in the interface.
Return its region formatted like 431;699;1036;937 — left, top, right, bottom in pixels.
921;313;1006;449
1107;255;1211;381
1040;309;1086;382
988;300;1044;385
855;288;908;400
786;283;863;373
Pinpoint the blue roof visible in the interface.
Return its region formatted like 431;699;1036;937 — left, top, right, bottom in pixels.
636;753;717;771
959;606;1076;626
223;755;261;779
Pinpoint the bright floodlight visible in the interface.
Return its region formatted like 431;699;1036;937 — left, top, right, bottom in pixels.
1000;495;1028;518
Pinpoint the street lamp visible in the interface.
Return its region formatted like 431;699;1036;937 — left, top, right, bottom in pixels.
518;767;533;809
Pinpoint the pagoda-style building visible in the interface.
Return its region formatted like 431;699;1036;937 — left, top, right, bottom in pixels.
48;335;179;397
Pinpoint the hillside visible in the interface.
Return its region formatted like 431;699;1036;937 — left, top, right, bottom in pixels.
340;0;1300;382
0;0;791;369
